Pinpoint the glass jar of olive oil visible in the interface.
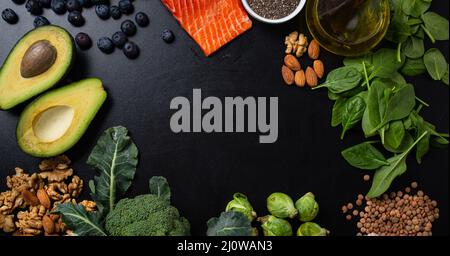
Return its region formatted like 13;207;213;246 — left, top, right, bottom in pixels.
306;0;390;57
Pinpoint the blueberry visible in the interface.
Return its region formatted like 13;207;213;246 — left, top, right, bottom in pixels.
51;0;66;14
118;0;133;15
97;37;114;54
135;12;149;27
75;32;92;50
2;9;19;24
111;31;128;48
123;41;139;59
95;4;110;20
12;0;26;4
33;15;50;27
68;11;84;26
78;0;92;8
26;0;43;15
66;0;81;12
110;5;121;20
161;29;175;43
39;0;51;8
121;19;136;36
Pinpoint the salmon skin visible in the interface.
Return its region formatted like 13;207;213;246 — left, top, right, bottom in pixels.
161;0;253;56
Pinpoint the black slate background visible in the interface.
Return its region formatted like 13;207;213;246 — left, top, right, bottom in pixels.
0;1;448;236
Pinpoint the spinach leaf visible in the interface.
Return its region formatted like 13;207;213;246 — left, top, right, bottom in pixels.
88;126;139;215
424;48;448;81
421;12;449;41
403;37;425;58
331;97;347;127
54;203;107;236
384;120;406;149
384;131;415;153
402;0;430;18
149;176;171;202
341;96;366;139
367;131;429;198
314;67;363;94
371;49;405;78
207;211;253;236
386;10;412;43
341;142;388;170
365;80;390;136
443;65;449;85
370;84;416;134
401;58;427;76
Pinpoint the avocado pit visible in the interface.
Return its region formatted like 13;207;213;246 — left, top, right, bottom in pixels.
33;105;75;143
20;40;57;78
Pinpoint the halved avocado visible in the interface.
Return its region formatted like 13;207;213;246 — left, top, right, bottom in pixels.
0;25;74;110
17;78;107;157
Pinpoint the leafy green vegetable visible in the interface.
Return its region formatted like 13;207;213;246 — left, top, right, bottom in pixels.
331;97;347;127
423;48;448;81
53;203;107;236
313;67;363;94
342;142;388;170
402;0;430;18
207;211;253;236
369;84;416;134
403;37;425;58
421;12;449;41
401;57;427;76
367;131;429;198
341;96;366;139
443;65;449;85
149;176;171;202
386;9;412;43
385;120;406;149
371;49;405;77
88;126;138;215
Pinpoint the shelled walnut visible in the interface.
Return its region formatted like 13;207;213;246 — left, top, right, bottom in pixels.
0;155;91;236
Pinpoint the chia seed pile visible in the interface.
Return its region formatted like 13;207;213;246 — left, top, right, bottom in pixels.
248;0;300;20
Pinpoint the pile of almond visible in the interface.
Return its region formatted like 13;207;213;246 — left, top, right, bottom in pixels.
282;32;325;88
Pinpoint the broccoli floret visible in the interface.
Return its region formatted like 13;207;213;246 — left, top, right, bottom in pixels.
105;194;190;236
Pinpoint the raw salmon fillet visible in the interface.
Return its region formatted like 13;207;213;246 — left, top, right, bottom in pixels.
161;0;253;56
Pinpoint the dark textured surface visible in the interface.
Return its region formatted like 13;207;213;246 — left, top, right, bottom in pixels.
0;1;448;236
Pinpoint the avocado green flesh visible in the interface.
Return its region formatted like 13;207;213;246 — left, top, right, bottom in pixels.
17;78;107;157
0;25;74;110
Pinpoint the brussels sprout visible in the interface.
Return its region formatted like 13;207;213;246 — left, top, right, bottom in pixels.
296;222;329;236
225;193;257;221
258;215;293;236
295;192;319;222
267;193;298;219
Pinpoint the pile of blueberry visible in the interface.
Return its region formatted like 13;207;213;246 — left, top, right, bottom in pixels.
1;0;161;60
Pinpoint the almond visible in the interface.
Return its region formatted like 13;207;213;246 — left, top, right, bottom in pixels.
282;65;295;85
295;70;306;87
37;189;51;209
42;215;55;234
306;67;318;87
284;54;301;71
308;39;320;60
313;60;325;79
21;190;40;206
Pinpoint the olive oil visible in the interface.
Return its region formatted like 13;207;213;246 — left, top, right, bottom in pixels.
306;0;390;57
